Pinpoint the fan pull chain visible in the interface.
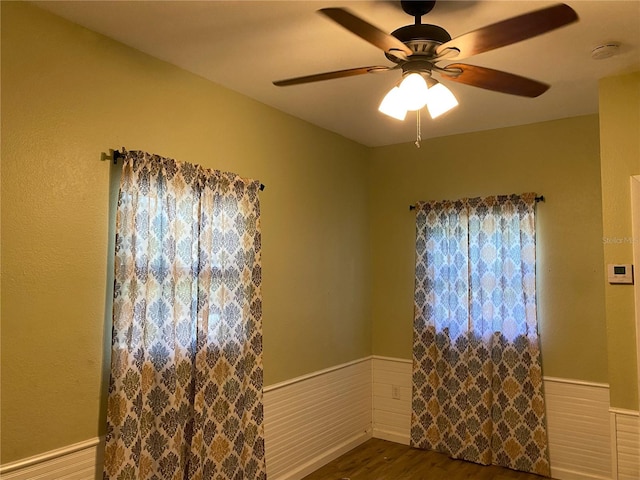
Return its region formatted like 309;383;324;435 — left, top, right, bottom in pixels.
415;109;422;148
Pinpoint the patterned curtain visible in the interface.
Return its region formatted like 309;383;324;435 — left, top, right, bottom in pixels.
104;151;267;480
410;193;549;476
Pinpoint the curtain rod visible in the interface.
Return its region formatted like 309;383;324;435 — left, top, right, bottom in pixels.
112;149;265;192
408;195;545;211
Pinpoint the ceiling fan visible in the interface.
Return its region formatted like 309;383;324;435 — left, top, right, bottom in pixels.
273;1;578;121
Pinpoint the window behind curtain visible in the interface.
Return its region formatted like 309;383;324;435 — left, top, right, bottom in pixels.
410;193;549;476
104;151;267;480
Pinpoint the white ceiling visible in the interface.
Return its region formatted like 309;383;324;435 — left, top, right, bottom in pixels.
33;0;640;147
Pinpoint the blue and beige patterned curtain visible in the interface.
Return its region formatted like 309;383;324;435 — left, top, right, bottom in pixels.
410;193;549;476
104;151;266;480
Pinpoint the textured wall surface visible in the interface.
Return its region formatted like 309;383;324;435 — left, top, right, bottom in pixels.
1;2;371;462
599;72;640;410
368;115;608;384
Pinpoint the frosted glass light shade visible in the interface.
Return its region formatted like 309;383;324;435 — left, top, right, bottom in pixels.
378;86;407;120
399;73;429;111
425;82;458;119
379;74;458;121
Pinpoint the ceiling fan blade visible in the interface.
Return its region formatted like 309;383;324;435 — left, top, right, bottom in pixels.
442;63;549;97
319;8;413;59
436;3;578;59
273;66;391;87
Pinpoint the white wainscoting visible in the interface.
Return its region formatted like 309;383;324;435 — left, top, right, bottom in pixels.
544;377;612;480
263;358;372;480
2;357;638;480
0;438;103;480
372;356;412;445
610;409;640;480
370;356;632;480
0;359;372;480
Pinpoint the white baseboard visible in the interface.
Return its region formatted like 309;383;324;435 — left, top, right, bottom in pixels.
372;428;410;446
549;467;613;480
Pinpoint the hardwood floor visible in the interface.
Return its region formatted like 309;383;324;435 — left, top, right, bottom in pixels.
302;439;548;480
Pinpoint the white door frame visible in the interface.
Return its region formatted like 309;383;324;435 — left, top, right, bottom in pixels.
631;175;640;409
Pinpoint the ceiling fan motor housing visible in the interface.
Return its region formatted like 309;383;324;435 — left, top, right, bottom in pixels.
386;24;452;61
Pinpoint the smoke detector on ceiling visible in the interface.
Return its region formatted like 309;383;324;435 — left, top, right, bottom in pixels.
591;43;621;60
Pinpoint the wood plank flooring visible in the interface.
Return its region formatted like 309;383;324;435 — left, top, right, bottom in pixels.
302;438;548;480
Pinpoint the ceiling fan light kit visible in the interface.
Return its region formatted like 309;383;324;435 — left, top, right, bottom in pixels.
273;0;578;141
378;72;458;121
425;82;459;119
399;73;430;111
379;86;408;121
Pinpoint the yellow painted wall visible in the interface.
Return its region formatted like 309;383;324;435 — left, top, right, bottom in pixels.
599;71;640;410
1;2;371;462
368;116;608;385
3;0;637;469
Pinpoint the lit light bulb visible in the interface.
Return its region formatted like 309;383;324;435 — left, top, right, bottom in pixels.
398;73;429;111
379;74;458;121
378;86;407;120
425;82;458;119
